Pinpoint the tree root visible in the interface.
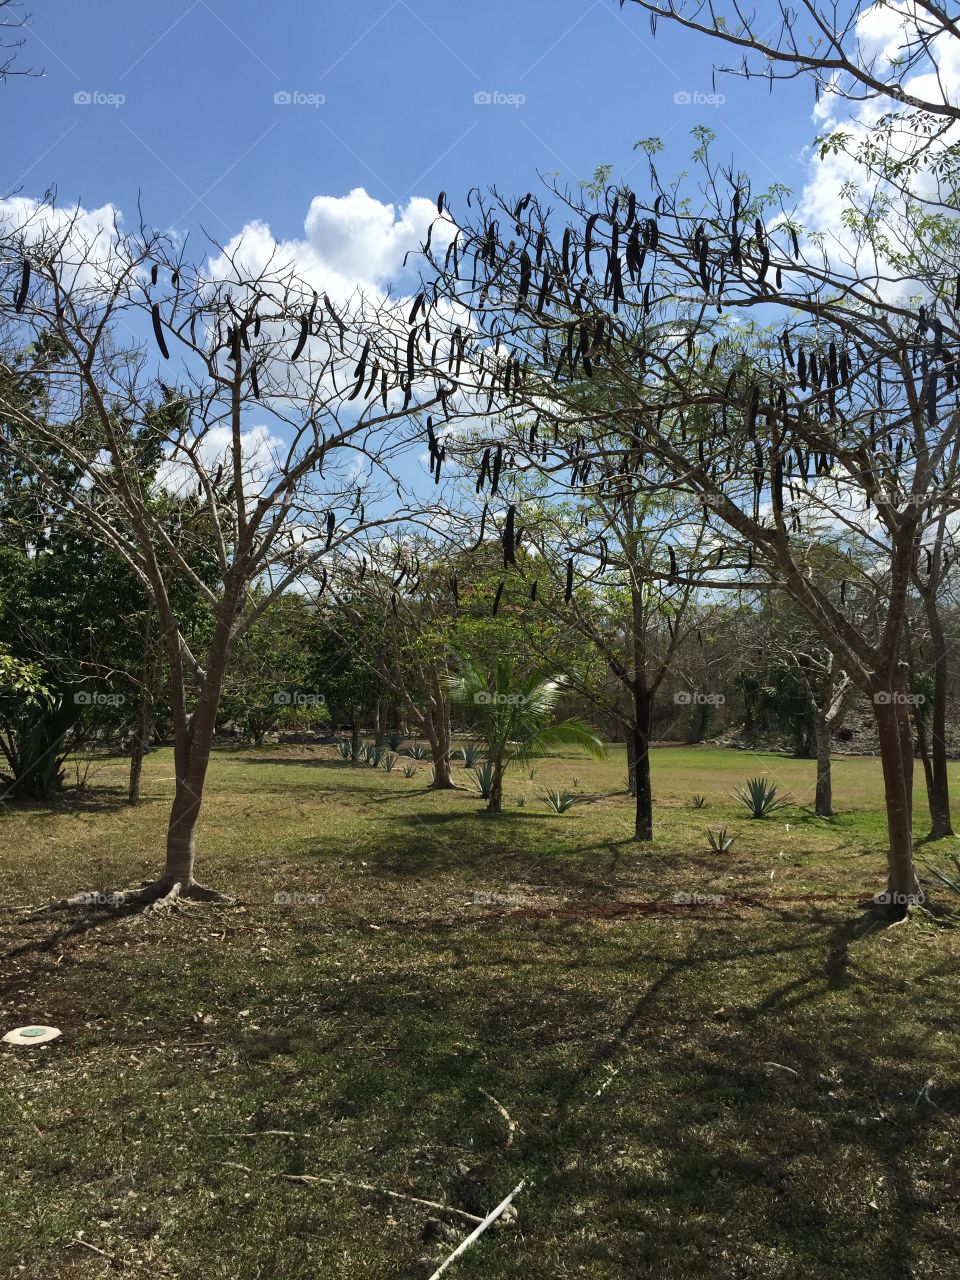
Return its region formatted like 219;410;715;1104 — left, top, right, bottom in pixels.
18;878;236;920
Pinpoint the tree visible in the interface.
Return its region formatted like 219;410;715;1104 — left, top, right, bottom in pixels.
425;145;960;915
449;656;606;813
0;203;462;909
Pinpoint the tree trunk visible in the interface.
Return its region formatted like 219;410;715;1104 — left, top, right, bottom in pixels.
925;607;954;838
874;696;920;916
632;686;653;841
487;763;503;814
813;709;833;818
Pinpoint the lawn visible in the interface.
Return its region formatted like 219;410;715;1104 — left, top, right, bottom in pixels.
2;744;959;1279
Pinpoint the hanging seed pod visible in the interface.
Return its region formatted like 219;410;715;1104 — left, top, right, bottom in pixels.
492;580;505;616
746;383;760;434
250;362;260;399
472;503;488;551
517;250;532;307
530;579;538;601
584;213;600;276
14;260;30;312
325;510;335;550
291;315;309;361
151;304;170;359
408;292;425;324
562;226;572;275
450;575;459;609
503;504;516;567
564;559;574;603
150;264;159;287
668;545;678;579
490;443;503;495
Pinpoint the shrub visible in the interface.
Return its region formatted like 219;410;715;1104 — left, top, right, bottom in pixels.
543;787;585;814
403;742;431;759
733;776;792;818
470;760;496;798
705;826;737;853
456;741;486;768
381;750;398;772
401;764;417;779
691;794;706;809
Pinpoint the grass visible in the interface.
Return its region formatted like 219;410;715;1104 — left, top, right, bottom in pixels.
1;743;959;1278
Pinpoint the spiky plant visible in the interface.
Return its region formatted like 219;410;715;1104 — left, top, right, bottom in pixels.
450;657;605;814
403;742;431;759
691;794;707;809
543;787;585;814
381;750;398;772
457;741;486;768
924;851;960;896
705;826;737;853
733;776;792;818
470;760;496;799
401;764;417;779
336;740;352;760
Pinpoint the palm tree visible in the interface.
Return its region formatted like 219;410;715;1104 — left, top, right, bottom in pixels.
450;657;606;813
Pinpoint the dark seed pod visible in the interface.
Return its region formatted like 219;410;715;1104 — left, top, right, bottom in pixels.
564;559;574;603
150;264;159;286
503;504;516;567
437;191;446;215
450;575;459;608
492;580;505;615
151;304;170;359
14;260;30;312
530;580;538;601
250;362;260;399
408;292;424;324
291;315;309;361
325;510;335;549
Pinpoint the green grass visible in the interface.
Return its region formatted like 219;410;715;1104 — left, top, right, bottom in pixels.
1;743;959;1278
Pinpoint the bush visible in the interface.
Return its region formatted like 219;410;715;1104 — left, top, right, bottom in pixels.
733;776;791;819
543;787;585;814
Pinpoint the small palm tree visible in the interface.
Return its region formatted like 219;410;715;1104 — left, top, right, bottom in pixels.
449;657;606;813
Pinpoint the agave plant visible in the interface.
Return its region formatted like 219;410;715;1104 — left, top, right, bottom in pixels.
924;851;960;896
691;794;707;809
336;740;352;760
381;750;398;772
401;764;417;779
456;741;486;768
733;776;792;819
470;760;496;799
705;826;737;853
403;742;431;760
365;744;383;767
450;657;605;813
543;787;585;814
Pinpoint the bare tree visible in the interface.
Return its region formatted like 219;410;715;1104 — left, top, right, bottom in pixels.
424;153;960;915
0;203;463;910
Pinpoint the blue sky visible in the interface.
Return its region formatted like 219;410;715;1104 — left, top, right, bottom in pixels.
6;0;819;246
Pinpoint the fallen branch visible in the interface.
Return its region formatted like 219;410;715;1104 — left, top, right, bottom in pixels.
479;1089;516;1149
427;1181;526;1280
67;1237;115;1261
283;1173;484;1226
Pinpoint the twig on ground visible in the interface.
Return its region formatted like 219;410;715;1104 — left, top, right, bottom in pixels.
479;1088;517;1149
285;1174;484;1225
427;1181;526;1280
67;1237;115;1261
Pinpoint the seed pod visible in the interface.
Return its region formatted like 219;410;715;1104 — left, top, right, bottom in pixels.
151;304;170;359
450;575;459;608
490;443;503;495
14;260;30;312
492;580;505;616
564;559;574;603
291;315;309;361
325;510;335;549
797;348;807;391
250;362;260;399
503;504;516;566
668;545;677;579
584;213;600;276
437;191;446;215
562;226;572;275
530;580;538;601
517;250;532;307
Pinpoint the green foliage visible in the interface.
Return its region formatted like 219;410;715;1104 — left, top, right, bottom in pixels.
336;740;352;760
455;741;486;767
401;763;417;779
543;787;585;814
380;750;398;772
734;776;792;819
924;852;960;897
705;826;737;853
403;742;431;760
470;760;496;798
692;794;707;809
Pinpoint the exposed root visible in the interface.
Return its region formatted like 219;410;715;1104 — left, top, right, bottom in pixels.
18;877;236;920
